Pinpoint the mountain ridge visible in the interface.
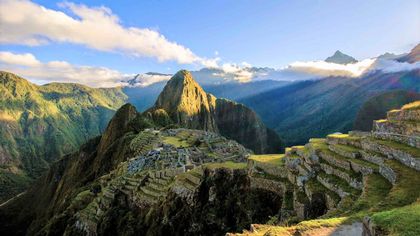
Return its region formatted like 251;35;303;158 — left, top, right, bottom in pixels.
0;71;128;202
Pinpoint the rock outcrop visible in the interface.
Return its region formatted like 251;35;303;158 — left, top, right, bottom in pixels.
147;70;282;154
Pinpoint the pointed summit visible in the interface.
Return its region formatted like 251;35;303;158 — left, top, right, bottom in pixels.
153;70;218;131
325;50;357;64
147;70;282;154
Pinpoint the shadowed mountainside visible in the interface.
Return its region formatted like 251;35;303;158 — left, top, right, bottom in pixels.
353;90;420;131
241;69;420;146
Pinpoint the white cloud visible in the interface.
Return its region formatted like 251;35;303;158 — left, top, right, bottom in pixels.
369;58;420;73
0;0;216;66
0;51;41;66
286;59;376;77
0;51;132;87
126;73;172;87
283;58;420;79
214;63;254;83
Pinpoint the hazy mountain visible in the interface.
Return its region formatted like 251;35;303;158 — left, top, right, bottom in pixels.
203;80;290;101
123;81;166;112
0;71;127;202
325;50;358;64
377;52;404;60
398;43;420;63
146;70;282;153
122;79;290;112
241;69;420;146
125;72;172;87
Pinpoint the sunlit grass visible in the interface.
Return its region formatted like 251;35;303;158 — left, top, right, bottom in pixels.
371;200;420;236
248;154;285;165
203;161;247;170
401;101;420;110
162;136;190;148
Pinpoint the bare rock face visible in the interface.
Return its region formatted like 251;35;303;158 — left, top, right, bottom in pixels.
153;70;218;132
147;70;282;153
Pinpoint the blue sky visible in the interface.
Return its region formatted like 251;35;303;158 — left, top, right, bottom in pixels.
0;0;419;86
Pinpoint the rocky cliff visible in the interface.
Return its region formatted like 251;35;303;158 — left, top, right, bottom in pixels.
147;70;282;154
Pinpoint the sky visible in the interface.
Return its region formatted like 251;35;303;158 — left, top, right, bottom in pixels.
0;0;419;87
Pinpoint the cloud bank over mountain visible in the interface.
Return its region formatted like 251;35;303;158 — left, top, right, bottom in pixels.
2;49;419;88
0;0;217;67
0;51;132;87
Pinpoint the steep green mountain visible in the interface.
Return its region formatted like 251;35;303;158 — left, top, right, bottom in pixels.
1;99;418;236
353;90;420;131
241;69;420;146
0;71;127;202
146;70;282;153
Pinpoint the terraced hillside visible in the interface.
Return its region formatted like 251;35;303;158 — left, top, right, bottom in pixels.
233;101;420;236
1;102;418;236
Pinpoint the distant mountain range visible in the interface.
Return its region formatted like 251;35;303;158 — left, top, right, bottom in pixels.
121;44;419;113
123;44;419;89
123;79;290;112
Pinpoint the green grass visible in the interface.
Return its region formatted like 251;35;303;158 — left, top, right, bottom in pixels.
372;138;420;158
352;174;392;213
348;157;380;171
203;161;247;170
305;178;341;204
248;154;285;165
318;171;361;197
318;158;362;180
401;101;420;110
294;217;349;231
332;144;360;153
327;134;360;141
162;136;190;148
383;159;420;207
321;146;379;172
371;201;420;236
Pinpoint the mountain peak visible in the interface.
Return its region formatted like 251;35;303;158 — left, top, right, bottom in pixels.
148;69;282;153
325;50;357;64
153;70;218;131
168;69;195;85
